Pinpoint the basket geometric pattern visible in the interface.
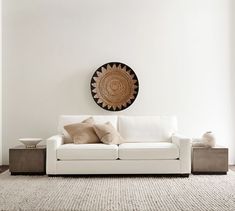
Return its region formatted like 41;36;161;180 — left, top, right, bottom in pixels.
91;62;139;111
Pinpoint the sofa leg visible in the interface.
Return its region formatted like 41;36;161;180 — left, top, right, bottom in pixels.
180;174;190;177
47;174;58;177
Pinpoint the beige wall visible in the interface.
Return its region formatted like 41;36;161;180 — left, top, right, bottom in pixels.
230;0;235;160
0;0;2;165
2;0;235;164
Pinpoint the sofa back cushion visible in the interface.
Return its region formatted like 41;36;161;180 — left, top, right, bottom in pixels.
118;116;178;143
58;115;118;141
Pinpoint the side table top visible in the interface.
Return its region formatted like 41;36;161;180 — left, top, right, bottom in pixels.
192;145;228;149
10;145;46;150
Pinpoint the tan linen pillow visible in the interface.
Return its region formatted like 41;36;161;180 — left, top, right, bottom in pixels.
82;116;94;124
93;122;124;145
64;117;100;144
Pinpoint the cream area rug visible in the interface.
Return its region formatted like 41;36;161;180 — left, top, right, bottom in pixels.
1;171;235;211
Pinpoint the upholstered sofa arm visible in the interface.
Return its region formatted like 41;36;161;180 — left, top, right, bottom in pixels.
172;134;192;173
46;135;64;174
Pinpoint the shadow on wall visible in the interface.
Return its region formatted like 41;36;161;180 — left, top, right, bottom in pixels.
230;0;235;162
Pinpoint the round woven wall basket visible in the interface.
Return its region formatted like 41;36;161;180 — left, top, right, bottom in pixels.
90;62;139;111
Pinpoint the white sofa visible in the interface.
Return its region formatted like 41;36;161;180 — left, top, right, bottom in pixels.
47;115;192;176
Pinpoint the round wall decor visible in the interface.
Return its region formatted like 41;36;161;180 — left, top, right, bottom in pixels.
90;62;139;111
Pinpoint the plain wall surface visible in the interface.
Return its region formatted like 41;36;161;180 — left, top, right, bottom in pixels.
0;0;2;165
3;0;235;164
230;0;235;161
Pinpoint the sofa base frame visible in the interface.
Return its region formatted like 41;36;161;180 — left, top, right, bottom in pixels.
48;173;190;177
47;160;190;175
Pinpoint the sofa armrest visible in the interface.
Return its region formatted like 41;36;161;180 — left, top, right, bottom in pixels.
172;134;192;173
46;135;64;175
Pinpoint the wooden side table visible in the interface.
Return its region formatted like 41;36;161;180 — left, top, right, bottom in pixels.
9;145;46;175
192;146;228;174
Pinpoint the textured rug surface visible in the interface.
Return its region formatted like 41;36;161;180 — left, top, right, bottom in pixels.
1;171;235;211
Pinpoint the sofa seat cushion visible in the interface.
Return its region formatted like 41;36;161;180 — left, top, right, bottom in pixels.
118;143;179;160
57;144;118;160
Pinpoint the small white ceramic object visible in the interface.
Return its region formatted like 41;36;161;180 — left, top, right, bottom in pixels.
19;138;43;148
202;131;216;147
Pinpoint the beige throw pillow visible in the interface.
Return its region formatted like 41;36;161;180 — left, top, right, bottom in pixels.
64;117;100;144
93;122;124;145
82;117;94;124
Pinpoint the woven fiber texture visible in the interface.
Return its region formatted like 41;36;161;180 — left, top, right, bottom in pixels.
91;62;139;111
0;171;235;211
